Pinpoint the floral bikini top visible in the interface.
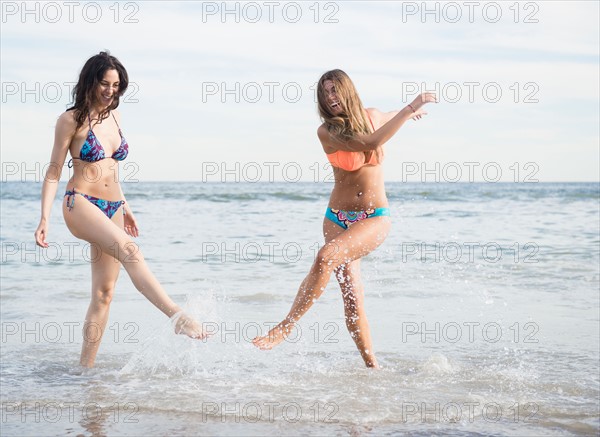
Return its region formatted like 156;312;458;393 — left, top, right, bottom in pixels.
326;112;378;172
69;112;129;167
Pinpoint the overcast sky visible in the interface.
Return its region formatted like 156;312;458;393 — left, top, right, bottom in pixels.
1;1;598;182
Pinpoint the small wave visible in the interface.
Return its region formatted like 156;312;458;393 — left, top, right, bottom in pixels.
420;353;459;375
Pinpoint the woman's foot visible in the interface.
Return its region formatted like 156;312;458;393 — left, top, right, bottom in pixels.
171;312;207;339
252;322;295;350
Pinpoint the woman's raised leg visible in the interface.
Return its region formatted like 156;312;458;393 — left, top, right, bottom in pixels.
252;216;390;350
63;196;205;341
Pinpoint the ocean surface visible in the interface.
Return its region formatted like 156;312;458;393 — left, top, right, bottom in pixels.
1;181;599;436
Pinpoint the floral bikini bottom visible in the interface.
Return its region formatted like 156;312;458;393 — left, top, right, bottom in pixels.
65;189;125;219
325;207;390;230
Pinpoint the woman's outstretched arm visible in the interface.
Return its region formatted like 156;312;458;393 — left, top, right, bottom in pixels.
319;92;437;152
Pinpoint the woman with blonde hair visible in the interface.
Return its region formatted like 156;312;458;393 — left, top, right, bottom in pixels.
34;51;205;367
254;69;436;368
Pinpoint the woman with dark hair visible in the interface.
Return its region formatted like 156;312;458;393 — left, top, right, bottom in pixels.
253;69;436;368
34;51;205;367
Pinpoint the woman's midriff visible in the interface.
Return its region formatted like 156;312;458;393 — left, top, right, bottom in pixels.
327;165;388;211
67;159;123;200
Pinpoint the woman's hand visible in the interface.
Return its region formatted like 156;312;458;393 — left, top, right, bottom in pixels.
410;107;428;121
407;92;436;121
410;92;437;111
34;219;49;248
124;208;139;237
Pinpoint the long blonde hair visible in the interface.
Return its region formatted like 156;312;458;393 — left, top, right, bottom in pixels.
317;69;373;142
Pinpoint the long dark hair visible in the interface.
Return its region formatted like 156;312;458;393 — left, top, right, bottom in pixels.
317;69;373;142
67;51;129;132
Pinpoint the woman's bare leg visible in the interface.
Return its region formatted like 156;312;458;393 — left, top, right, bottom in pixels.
80;239;121;367
335;260;379;368
252;216;390;350
62;196;205;353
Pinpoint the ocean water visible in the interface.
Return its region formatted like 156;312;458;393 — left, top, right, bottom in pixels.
1;181;599;436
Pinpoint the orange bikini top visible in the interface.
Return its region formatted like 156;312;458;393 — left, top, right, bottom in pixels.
326;112;378;172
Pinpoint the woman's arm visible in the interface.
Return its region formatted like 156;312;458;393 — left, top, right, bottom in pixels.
117;183;139;237
319;92;436;152
34;112;75;247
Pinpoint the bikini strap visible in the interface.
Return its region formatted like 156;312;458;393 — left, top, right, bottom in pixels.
111;112;121;130
366;111;375;131
87;113;93;130
65;188;77;211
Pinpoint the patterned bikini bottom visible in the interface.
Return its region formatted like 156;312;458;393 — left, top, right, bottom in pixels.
325;207;390;230
65;189;125;219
